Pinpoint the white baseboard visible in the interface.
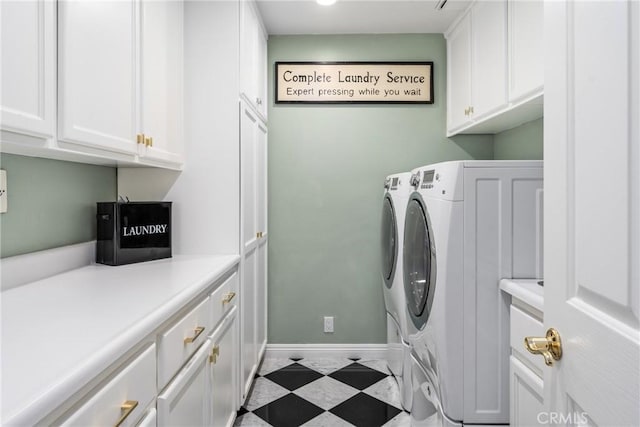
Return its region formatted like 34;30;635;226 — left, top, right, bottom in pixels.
265;343;387;360
1;241;95;291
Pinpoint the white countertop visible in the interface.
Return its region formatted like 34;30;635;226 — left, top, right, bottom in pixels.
499;278;544;312
1;254;239;426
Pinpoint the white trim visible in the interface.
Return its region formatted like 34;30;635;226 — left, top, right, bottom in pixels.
1;241;95;291
264;344;387;360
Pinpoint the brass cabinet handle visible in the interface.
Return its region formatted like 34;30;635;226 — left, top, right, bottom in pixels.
137;134;144;145
144;136;152;147
222;291;236;305
184;326;205;344
114;400;138;427
469;106;474;115
464;107;469;116
149;136;153;147
209;345;220;364
524;328;563;366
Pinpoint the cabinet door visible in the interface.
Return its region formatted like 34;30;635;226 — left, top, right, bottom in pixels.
157;339;210;426
509;0;544;102
256;239;267;360
446;13;472;131
241;104;258;250
139;0;184;168
509;356;543;426
209;307;239;427
255;25;268;119
58;0;137;155
471;0;508;118
241;247;257;399
240;0;267;118
0;0;55;138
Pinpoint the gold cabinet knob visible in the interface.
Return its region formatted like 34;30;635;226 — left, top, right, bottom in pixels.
183;326;205;344
137;134;144;145
524;328;563;366
222;291;236;305
114;400;138;427
209;345;220;364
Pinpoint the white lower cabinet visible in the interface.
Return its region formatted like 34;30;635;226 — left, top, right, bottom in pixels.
209;307;239;427
158;307;240;427
60;344;156;427
508;303;545;426
157;339;211;426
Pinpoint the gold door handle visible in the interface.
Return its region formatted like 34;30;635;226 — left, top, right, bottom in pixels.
524;328;563;366
222;291;236;305
114;400;138;427
137;134;144;145
144;136;152;147
184;326;205;344
209;345;220;364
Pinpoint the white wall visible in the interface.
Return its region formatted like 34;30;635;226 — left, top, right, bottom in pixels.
118;0;241;255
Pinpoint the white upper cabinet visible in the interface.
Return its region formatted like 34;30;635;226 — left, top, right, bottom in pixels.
2;0;184;168
471;0;508;118
139;0;184;168
508;0;543;102
446;0;543;136
446;0;508;133
0;0;56;139
240;0;268;119
447;13;473;131
58;0;138;155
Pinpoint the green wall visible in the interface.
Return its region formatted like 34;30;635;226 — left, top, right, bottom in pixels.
0;154;117;258
494;117;543;160
267;34;494;344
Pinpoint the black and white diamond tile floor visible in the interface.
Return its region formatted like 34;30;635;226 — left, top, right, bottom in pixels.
234;357;410;427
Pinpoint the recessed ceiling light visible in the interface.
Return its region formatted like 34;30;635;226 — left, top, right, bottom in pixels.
317;0;337;6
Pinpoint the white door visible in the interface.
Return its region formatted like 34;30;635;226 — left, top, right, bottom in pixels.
544;1;639;425
209;308;239;427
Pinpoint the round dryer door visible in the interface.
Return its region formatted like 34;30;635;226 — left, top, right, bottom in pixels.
403;194;437;328
381;195;397;289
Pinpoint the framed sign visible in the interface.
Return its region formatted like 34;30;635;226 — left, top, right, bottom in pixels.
275;61;434;104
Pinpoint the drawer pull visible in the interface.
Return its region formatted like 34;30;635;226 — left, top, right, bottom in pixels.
222;292;236;305
184;326;205;344
114;400;138;427
209;345;220;364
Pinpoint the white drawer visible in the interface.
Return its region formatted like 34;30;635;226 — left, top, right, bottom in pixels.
158;296;212;389
61;344;156;427
210;271;239;330
510;305;546;375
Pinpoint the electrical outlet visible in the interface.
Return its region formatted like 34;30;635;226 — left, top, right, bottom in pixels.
0;170;7;214
324;316;334;333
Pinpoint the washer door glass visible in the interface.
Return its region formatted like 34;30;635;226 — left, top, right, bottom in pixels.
381;196;397;288
404;198;433;317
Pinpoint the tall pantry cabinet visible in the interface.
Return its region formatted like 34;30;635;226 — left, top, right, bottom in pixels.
239;0;269;401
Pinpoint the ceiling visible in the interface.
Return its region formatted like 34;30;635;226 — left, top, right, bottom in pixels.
256;0;471;35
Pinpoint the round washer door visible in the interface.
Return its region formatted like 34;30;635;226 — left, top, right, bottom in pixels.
403;193;437;329
381;194;397;289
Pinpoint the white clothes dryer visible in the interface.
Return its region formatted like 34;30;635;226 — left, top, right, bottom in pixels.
402;160;543;425
381;172;413;411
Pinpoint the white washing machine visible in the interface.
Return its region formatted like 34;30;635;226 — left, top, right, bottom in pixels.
402;160;543;426
381;172;413;411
